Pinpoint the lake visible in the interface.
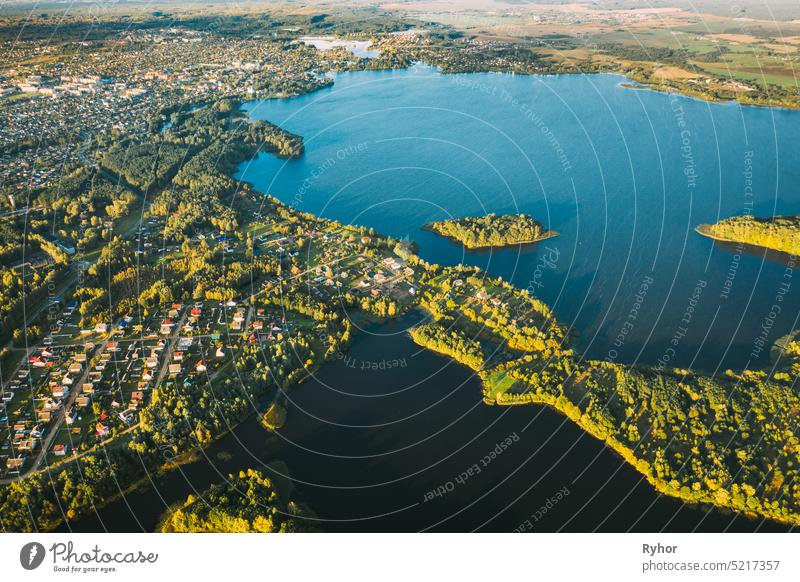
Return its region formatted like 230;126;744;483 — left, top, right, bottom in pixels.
300;36;379;59
67;312;788;532
238;65;800;373
68;66;800;532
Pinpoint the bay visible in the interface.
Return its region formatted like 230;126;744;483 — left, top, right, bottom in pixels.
68;66;800;532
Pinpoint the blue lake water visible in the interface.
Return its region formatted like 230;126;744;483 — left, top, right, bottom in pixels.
237;65;800;372
68;67;800;532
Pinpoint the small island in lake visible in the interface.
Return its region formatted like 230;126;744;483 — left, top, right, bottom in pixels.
696;214;800;256
425;213;558;249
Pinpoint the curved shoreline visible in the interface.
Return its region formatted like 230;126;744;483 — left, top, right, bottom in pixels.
695;223;799;263
9;83;799;531
492;390;796;528
239;84;800;528
408;333;798;528
422;223;560;251
694;223;734;244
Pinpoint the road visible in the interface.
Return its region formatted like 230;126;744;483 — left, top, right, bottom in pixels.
152;310;189;391
1;339;108;484
18;308;190;475
0;205;147;482
1;207;146;389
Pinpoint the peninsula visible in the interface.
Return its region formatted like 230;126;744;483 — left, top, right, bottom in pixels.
3;99;800;532
696;215;800;256
2;4;800;534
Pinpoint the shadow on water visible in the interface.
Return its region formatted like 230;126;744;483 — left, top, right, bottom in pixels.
65;312;789;532
708;238;797;267
64;68;800;533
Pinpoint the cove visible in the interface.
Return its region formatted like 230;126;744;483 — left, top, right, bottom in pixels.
237;64;800;373
67;66;800;532
66;312;787;532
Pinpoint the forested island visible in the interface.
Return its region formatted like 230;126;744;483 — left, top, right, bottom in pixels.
4;97;800;532
696;215;800;256
3;5;800;533
160;468;317;532
425;213;558;249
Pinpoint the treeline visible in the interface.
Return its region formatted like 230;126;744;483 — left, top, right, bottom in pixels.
417;264;561;354
259;293;352;360
491;352;800;525
164;99;304;159
75;236;165;326
160;468;317;532
0;446;146;530
0;323;334;531
101;141;190;193
7;168;139;259
0;267;65;345
410;254;800;524
426;213;556;249
133;362;258;452
697;214;800;256
151;101;303;244
409;321;485;371
237;330;320;392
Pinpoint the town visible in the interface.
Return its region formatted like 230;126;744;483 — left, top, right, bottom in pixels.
3;4;800;535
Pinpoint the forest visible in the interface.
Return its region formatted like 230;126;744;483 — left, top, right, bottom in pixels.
409;321;486;371
160;468;317;533
4;93;800;532
425;213;557;249
696;215;800;256
409;257;800;526
489;353;800;525
0;102;323;531
101;141;190;193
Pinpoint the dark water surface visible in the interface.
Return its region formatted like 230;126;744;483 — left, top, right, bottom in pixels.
68;313;787;532
69;67;800;532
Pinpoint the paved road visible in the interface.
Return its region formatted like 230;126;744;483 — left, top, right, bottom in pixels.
2;207;145;389
0;206;147;482
152;311;189;390
1;339;108;484
13;308;189;475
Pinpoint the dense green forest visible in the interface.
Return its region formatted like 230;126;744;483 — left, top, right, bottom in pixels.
409;321;486;371
0;447;147;526
4;96;800;532
697;215;800;255
101;142;190;193
409;257;800;525
0;166;139;345
426;213;557;249
488;355;800;524
160;469;317;532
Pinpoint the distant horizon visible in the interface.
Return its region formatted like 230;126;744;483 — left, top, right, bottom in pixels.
1;0;800;557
